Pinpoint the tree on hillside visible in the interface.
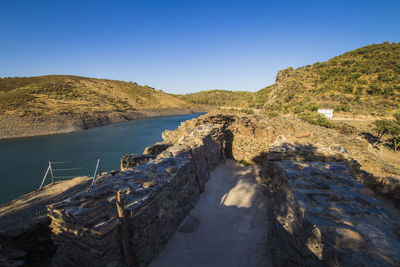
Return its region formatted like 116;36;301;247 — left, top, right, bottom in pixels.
372;113;400;151
388;122;400;151
372;119;392;144
391;112;400;151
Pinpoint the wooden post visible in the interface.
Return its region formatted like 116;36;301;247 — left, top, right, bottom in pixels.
116;191;135;267
39;164;51;190
49;161;55;184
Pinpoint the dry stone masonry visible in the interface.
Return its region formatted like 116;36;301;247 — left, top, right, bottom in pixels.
266;144;400;266
47;124;225;266
2;113;400;266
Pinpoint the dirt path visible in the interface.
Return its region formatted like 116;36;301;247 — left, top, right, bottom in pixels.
150;160;271;267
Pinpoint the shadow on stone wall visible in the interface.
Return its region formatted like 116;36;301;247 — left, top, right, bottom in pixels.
258;142;400;266
2;113;400;266
0;177;92;266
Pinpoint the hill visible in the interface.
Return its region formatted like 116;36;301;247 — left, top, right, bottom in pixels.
175;90;254;107
2;42;399;138
0;75;191;116
176;87;273;110
178;42;400;115
266;41;400;115
0;75;200;139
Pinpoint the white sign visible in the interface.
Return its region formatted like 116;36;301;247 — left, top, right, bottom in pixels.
318;109;333;119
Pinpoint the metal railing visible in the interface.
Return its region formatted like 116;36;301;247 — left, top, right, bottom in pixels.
39;157;101;190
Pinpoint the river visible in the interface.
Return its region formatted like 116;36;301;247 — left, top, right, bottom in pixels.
0;113;204;204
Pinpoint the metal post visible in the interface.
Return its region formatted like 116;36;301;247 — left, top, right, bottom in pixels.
49;161;55;184
39;164;51;190
91;158;101;187
97;159;101;178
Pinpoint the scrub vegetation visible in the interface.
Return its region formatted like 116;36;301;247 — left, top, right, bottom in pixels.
176;42;400;117
0;75;189;116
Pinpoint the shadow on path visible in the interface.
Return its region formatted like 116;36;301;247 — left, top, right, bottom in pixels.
150;160;272;267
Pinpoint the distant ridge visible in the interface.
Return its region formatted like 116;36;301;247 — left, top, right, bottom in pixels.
178;42;400;115
0;75;190;115
0;75;203;139
2;42;399;138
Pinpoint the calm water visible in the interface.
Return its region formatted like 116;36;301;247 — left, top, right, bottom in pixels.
0;113;203;204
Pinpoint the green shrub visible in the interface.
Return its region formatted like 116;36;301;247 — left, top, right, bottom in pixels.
292;102;319;114
372;118;400;151
343;84;354;93
355;87;364;95
240;109;254;115
265;111;279;117
335;102;350;112
298;112;336;128
366;83;382;95
357;78;368;85
354;95;361;102
284;93;295;102
394;111;400;122
337;123;357;134
383;86;394;96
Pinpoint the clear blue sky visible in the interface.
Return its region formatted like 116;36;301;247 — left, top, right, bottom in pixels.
1;0;399;94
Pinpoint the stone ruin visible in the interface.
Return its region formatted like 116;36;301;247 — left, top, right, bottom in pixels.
1;113;400;266
264;143;400;266
47;124;225;266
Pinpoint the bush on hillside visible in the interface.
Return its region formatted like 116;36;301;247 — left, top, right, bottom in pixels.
265;111;279;117
336;123;357;134
240;109;254;115
372;116;400;151
335;102;351;112
298;112;336;128
366;84;382;95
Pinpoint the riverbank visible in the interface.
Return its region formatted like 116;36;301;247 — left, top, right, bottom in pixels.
0;113;206;205
1;112;400;266
0;107;209;140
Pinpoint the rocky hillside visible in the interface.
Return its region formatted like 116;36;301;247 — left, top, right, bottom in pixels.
176;87;272;110
267;42;400;115
0;75;201;138
1;112;400;266
0;75;190;116
175;89;254;107
178;42;400;115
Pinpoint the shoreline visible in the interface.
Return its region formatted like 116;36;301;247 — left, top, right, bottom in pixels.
0;107;210;140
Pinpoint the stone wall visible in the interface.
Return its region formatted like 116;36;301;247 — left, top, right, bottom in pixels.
47;124;225;266
120;154;155;170
4;112;400;266
357;169;400;208
265;144;400;266
168;114;276;164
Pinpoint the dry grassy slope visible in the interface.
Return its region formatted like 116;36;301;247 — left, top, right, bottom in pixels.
262;42;400;115
176;42;400;115
175;89;254;108
0;75;189;117
0;75;203;139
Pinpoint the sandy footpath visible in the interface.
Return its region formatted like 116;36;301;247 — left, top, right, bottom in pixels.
150;160;271;267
